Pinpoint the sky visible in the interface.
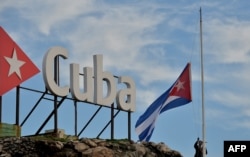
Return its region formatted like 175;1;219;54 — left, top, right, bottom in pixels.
1;0;250;156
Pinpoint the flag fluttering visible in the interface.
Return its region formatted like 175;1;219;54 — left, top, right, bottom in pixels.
135;63;192;142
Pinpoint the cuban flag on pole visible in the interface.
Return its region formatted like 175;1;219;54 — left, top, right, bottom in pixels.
135;63;192;142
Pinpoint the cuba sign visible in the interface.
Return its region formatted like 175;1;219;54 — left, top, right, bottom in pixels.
42;47;136;112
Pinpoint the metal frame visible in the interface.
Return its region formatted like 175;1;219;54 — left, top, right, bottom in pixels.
0;57;133;140
17;86;132;140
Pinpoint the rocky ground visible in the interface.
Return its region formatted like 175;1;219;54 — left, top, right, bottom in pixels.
0;137;182;157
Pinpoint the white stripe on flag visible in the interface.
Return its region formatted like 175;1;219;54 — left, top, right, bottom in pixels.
162;95;180;109
142;114;158;141
135;106;161;135
135;95;180;136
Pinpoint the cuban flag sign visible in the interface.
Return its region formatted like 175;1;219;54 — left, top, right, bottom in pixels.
0;26;40;96
135;63;192;142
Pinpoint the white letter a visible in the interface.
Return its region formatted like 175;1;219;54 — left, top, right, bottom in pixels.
228;145;235;152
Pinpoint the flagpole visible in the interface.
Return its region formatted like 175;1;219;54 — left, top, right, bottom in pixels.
200;7;206;157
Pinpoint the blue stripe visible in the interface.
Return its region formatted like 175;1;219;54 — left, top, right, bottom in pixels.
138;97;191;141
135;87;171;127
135;63;192;142
138;124;152;141
145;127;155;141
138;123;155;141
160;97;191;114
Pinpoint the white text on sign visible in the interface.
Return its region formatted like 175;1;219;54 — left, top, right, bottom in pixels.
42;46;136;112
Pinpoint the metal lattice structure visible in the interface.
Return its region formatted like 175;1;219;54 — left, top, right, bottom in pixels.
0;57;132;140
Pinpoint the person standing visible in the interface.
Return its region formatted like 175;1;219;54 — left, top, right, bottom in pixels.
194;138;207;157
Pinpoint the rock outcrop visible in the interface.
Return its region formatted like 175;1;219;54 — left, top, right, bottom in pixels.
0;137;182;157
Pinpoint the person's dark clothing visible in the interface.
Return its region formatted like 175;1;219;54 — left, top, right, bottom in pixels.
194;138;207;157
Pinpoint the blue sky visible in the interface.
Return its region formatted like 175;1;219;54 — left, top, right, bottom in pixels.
1;0;250;156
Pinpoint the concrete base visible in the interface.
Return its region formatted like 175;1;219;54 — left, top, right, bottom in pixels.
45;129;65;138
0;123;21;137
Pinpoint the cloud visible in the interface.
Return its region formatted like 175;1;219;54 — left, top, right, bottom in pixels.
16;0;95;35
208;89;250;128
210;90;248;108
52;2;174;86
1;1;201;86
205;12;250;64
2;1;250;131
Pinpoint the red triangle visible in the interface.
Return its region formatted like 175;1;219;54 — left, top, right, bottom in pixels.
169;63;192;101
0;27;40;96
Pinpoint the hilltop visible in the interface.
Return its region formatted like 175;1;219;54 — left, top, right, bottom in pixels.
0;137;182;157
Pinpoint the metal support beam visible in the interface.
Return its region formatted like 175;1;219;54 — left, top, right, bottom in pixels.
97;110;120;139
128;111;131;141
54;56;59;133
35;96;66;135
111;103;114;140
16;85;20;125
54;95;58;133
21;90;47;127
74;100;77;137
78;106;102;137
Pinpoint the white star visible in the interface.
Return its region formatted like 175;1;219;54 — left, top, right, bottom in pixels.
174;80;185;91
4;48;26;80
